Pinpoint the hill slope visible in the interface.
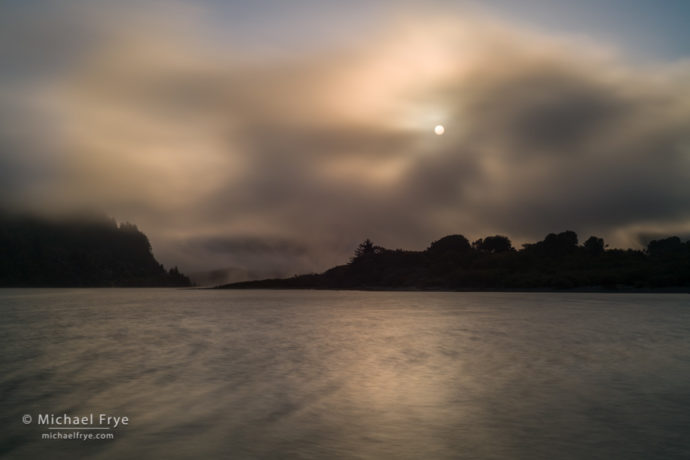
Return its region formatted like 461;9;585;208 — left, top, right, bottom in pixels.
0;212;192;287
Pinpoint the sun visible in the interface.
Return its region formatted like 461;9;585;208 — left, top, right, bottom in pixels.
434;124;445;135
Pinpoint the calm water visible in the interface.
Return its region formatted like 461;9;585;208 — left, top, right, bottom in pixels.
1;289;689;459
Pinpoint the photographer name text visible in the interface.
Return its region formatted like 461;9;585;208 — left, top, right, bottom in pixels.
36;414;128;428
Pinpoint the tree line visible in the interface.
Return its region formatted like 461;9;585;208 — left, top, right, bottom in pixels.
220;231;690;290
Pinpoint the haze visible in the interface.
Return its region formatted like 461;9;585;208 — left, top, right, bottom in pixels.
1;0;689;282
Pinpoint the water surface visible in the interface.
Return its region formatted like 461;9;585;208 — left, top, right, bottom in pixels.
1;289;689;459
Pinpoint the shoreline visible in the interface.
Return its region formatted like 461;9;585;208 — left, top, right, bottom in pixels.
211;285;690;294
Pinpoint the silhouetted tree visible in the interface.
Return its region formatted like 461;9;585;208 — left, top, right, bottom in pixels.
355;239;375;257
472;235;514;253
427;235;471;255
647;236;685;258
524;231;579;257
351;238;384;263
549;230;578;249
583;236;605;256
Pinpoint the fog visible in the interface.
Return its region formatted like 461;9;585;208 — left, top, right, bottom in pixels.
2;1;689;282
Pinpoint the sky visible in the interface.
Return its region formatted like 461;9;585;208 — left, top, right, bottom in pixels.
1;0;689;283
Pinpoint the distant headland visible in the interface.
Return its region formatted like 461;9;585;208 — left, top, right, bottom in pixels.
217;232;690;291
0;212;192;287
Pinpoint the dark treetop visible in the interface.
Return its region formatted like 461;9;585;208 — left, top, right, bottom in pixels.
218;232;690;291
0;212;192;287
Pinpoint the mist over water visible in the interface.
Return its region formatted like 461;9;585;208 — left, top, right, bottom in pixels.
1;289;689;459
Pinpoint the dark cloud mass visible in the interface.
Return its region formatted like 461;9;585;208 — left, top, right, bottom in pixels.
1;2;689;282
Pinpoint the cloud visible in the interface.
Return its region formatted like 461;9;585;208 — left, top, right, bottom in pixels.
1;2;689;280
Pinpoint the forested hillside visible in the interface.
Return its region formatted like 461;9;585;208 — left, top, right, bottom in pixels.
0;213;192;287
